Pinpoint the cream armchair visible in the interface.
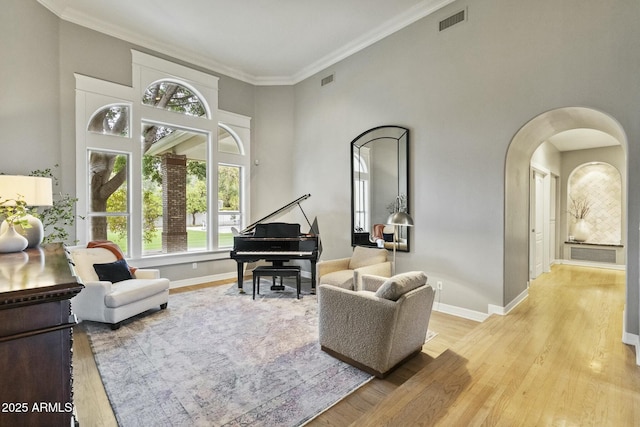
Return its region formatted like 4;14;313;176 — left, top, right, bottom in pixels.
318;271;435;378
317;245;391;290
67;244;170;330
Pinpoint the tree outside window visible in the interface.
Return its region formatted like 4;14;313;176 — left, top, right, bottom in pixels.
78;53;249;258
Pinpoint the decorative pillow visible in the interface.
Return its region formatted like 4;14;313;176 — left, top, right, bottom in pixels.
87;240;137;275
375;271;427;301
93;259;134;283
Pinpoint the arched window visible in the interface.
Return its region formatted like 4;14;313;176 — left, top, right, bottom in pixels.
76;51;250;260
217;123;244;247
142;81;207;117
87;104;130;137
218;124;244;155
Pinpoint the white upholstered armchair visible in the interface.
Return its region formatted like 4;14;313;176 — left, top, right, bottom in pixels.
316;245;391;290
67;244;170;330
318;271;435;378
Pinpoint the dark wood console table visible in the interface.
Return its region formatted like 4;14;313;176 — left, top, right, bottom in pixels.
0;243;83;426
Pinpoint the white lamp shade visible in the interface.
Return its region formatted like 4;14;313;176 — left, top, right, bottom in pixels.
0;175;53;206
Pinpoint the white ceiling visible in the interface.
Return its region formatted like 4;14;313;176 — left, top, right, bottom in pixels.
547;128;620;152
38;0;455;85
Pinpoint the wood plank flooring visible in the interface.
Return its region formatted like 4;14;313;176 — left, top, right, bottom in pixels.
344;265;638;426
73;265;638;426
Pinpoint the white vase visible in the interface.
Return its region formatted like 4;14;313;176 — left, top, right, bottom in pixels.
572;219;590;242
0;214;43;248
0;223;29;253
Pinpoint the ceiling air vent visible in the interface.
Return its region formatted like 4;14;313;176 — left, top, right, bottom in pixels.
439;9;466;32
321;74;334;86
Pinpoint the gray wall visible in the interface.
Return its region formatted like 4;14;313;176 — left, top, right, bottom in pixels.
252;86;296;218
1;0;60;175
2;0;640;331
292;0;640;321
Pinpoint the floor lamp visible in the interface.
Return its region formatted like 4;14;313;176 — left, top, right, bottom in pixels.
386;209;414;275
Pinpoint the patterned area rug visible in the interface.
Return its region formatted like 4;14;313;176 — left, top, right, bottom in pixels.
84;280;373;426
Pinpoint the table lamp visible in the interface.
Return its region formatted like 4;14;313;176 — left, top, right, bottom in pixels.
0;175;53;249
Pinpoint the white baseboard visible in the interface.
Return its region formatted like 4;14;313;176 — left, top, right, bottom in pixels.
622;332;640;366
555;259;626;271
433;302;488;322
622;308;640;366
170;272;237;289
488;288;529;316
433;288;528;324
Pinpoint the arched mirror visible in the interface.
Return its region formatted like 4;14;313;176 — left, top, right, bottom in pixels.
351;125;410;252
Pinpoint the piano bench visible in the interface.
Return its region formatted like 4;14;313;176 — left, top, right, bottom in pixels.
252;265;301;300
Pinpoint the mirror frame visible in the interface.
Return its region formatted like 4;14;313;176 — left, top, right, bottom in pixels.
350;125;410;252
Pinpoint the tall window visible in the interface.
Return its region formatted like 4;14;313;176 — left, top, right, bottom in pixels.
86;150;129;250
76;51;250;260
217;124;244;247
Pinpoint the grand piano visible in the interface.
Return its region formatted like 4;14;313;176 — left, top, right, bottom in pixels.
230;194;321;293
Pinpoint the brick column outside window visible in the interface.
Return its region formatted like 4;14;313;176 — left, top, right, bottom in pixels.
161;153;188;252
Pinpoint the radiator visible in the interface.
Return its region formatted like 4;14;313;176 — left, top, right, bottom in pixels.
570;247;616;263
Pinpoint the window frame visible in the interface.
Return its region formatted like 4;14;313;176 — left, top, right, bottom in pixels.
75;51;250;267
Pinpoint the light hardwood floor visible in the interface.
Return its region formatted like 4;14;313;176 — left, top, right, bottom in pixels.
73;265;639;426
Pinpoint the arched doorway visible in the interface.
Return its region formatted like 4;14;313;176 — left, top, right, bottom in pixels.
504;107;628;307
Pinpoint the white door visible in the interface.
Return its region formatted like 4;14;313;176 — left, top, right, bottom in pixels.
549;175;557;267
531;171;545;278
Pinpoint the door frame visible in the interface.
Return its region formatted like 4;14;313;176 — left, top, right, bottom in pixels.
530;163;552;280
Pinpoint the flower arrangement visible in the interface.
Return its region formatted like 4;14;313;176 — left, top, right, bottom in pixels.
568;197;591;220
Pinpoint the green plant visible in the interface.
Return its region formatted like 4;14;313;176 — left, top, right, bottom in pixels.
0;196;33;229
29;166;79;244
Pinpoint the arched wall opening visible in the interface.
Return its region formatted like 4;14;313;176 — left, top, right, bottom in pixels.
504;107;628;307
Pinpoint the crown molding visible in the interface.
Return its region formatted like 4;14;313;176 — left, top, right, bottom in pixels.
38;0;454;86
290;0;456;84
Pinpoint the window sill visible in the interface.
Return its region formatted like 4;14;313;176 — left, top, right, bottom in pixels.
127;249;232;268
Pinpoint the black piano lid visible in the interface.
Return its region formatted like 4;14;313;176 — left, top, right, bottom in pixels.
239;194;311;235
254;222;300;238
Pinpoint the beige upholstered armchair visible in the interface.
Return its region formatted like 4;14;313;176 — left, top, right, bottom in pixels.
318;271;435;378
67;243;170;330
316;245;391;290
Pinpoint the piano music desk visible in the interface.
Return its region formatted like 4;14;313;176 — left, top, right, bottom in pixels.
252;265;301;299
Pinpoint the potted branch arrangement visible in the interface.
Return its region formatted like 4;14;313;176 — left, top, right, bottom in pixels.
29;166;79;245
0;196;33;253
568;197;591;242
